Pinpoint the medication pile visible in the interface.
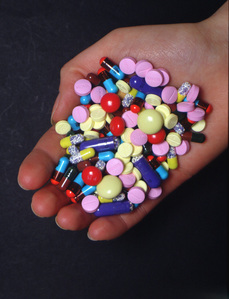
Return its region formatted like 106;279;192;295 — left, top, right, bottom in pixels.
51;57;212;217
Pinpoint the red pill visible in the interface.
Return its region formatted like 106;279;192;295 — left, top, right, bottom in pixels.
82;166;102;186
156;155;167;163
100;93;121;113
109;116;126;136
147;128;166;144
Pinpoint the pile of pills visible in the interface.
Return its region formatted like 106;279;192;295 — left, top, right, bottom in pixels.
51;57;212;217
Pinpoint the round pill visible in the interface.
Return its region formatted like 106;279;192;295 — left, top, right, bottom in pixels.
187;107;205;122
106;158;124;176
155;104;171;119
118;142;133;158
161;86;177;104
175;140;190;155
135;60;153;77
127;187;145;204
100;93;121;113
166;132;182;147
106;113;114;124
110;116;126;136
122;110;139;128
132;167;142;181
84;130;99;140
89;104;101;112
81;195;100;213
72;105;89;123
147;187;162;200
74;79;92;96
115;152;131;164
116;80;131;93
90;108;106;122
145;94;162;106
177;101;195;112
130;129;148;146
119;173;136;188
134;180;148;193
186;84;199;102
131;144;143;157
121;162;134;174
119;57;136;75
164;113;178;129
157;68;170;86
55;120;71;135
96;175;123;199
144;102;154;109
152;141;170;156
147;128;166;144
90;86;106;104
137;109;164;134
145;69;163;87
121;128;134;143
191;119;206;132
93;120;106;130
82;166;102;186
80;117;94;131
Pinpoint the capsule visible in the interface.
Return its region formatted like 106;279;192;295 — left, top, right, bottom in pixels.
51;155;70;185
66;172;84;198
148;155;169;180
129;75;162;96
177;82;192;103
97;68;118;93
132;155;161;188
94;201;133;217
67;115;80;132
72;184;97;202
79;136;120;152
167;146;178;169
181;131;205;143
195;99;213;114
100;57;125;80
122;88;138;107
130;97;145;113
60;134;84;148
58;165;79;191
69;148;96;164
86;72;101;86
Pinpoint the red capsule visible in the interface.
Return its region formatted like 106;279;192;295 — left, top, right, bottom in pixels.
109;116;126;136
100;93;121;113
82;166;102;186
147;128;166;144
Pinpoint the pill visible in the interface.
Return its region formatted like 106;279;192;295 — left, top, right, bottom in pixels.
155;104;171;119
81;195;100;213
116;80;131;93
74;79;92;96
130;129;148;146
177;82;192;103
186;84;199;102
137;109;164;134
122;110;139;128
106;158;124;176
84;130;100;140
117;142;134;158
115;152;131;164
131;144;143;157
134;180;148;192
90;86;106;104
55;120;71;135
121;128;134;143
161;86;177;104
135;60;153;77
145;69;164;87
119;57;137;75
72;105;89;123
121;161;134;174
191;119;206;132
166;132;182;147
80;117;94;131
157;68;170;86
127;187;145;204
175;140;190;155
147;128;166;144
109;116;126;136
93;120;106;130
145;94;162;106
187;107;205;122
96;175;123;199
177;101;195;112
152;141;170;156
100;93;121;113
82;166;103;186
90;108;106;122
119;173;136;188
144;102;154;109
147;187;162;199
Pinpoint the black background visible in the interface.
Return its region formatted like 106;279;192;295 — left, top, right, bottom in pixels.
0;1;227;298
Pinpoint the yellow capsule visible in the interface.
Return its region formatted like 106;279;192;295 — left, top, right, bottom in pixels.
98;195;113;203
129;88;138;97
80;147;95;161
167;156;178;169
96;175;122;199
60;136;72;148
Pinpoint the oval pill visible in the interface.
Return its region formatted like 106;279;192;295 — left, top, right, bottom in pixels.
96;175;123;199
191;119;206;132
187;107;205;122
55;120;71;135
137;109;164;134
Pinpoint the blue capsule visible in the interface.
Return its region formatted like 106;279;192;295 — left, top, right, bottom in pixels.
68;115;80;131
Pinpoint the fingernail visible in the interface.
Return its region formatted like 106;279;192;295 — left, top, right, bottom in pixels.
51;93;61;125
87;231;97;241
55;217;67;230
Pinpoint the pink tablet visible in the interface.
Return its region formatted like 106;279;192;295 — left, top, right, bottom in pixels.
74;79;92;96
106;158;124;176
81;195;100;213
119;57;137;75
90;86;106;103
72;105;89;123
152;141;170;156
127;187;145;204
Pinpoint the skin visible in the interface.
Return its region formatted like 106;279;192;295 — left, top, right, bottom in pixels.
18;2;228;240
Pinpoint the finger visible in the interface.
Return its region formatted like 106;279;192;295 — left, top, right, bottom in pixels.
18;126;65;190
31;183;71;217
55;203;96;231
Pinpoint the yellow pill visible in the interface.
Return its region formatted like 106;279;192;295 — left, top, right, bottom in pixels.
156;104;171;119
89;104;101;113
117;142;133;158
84;130;99;140
132;167;142;181
60;136;71;148
96;175;123;199
106;113;114;124
121;162;134;174
191;119;206;132
134;180;148;192
117;89;127;100
80;148;96;161
176;94;186;103
80;117;94;131
145;94;162;106
121;128;134;143
116;80;131;93
129;88;138;97
161;161;169;171
167;156;178;169
137;109;164;134
55;120;71;135
98;195;113;203
115;152;130;164
90;108;106;122
131;144;143;157
164;113;178;129
93;120;106;130
166;132;182;147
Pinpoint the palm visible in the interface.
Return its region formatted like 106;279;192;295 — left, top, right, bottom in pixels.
18;8;228;240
